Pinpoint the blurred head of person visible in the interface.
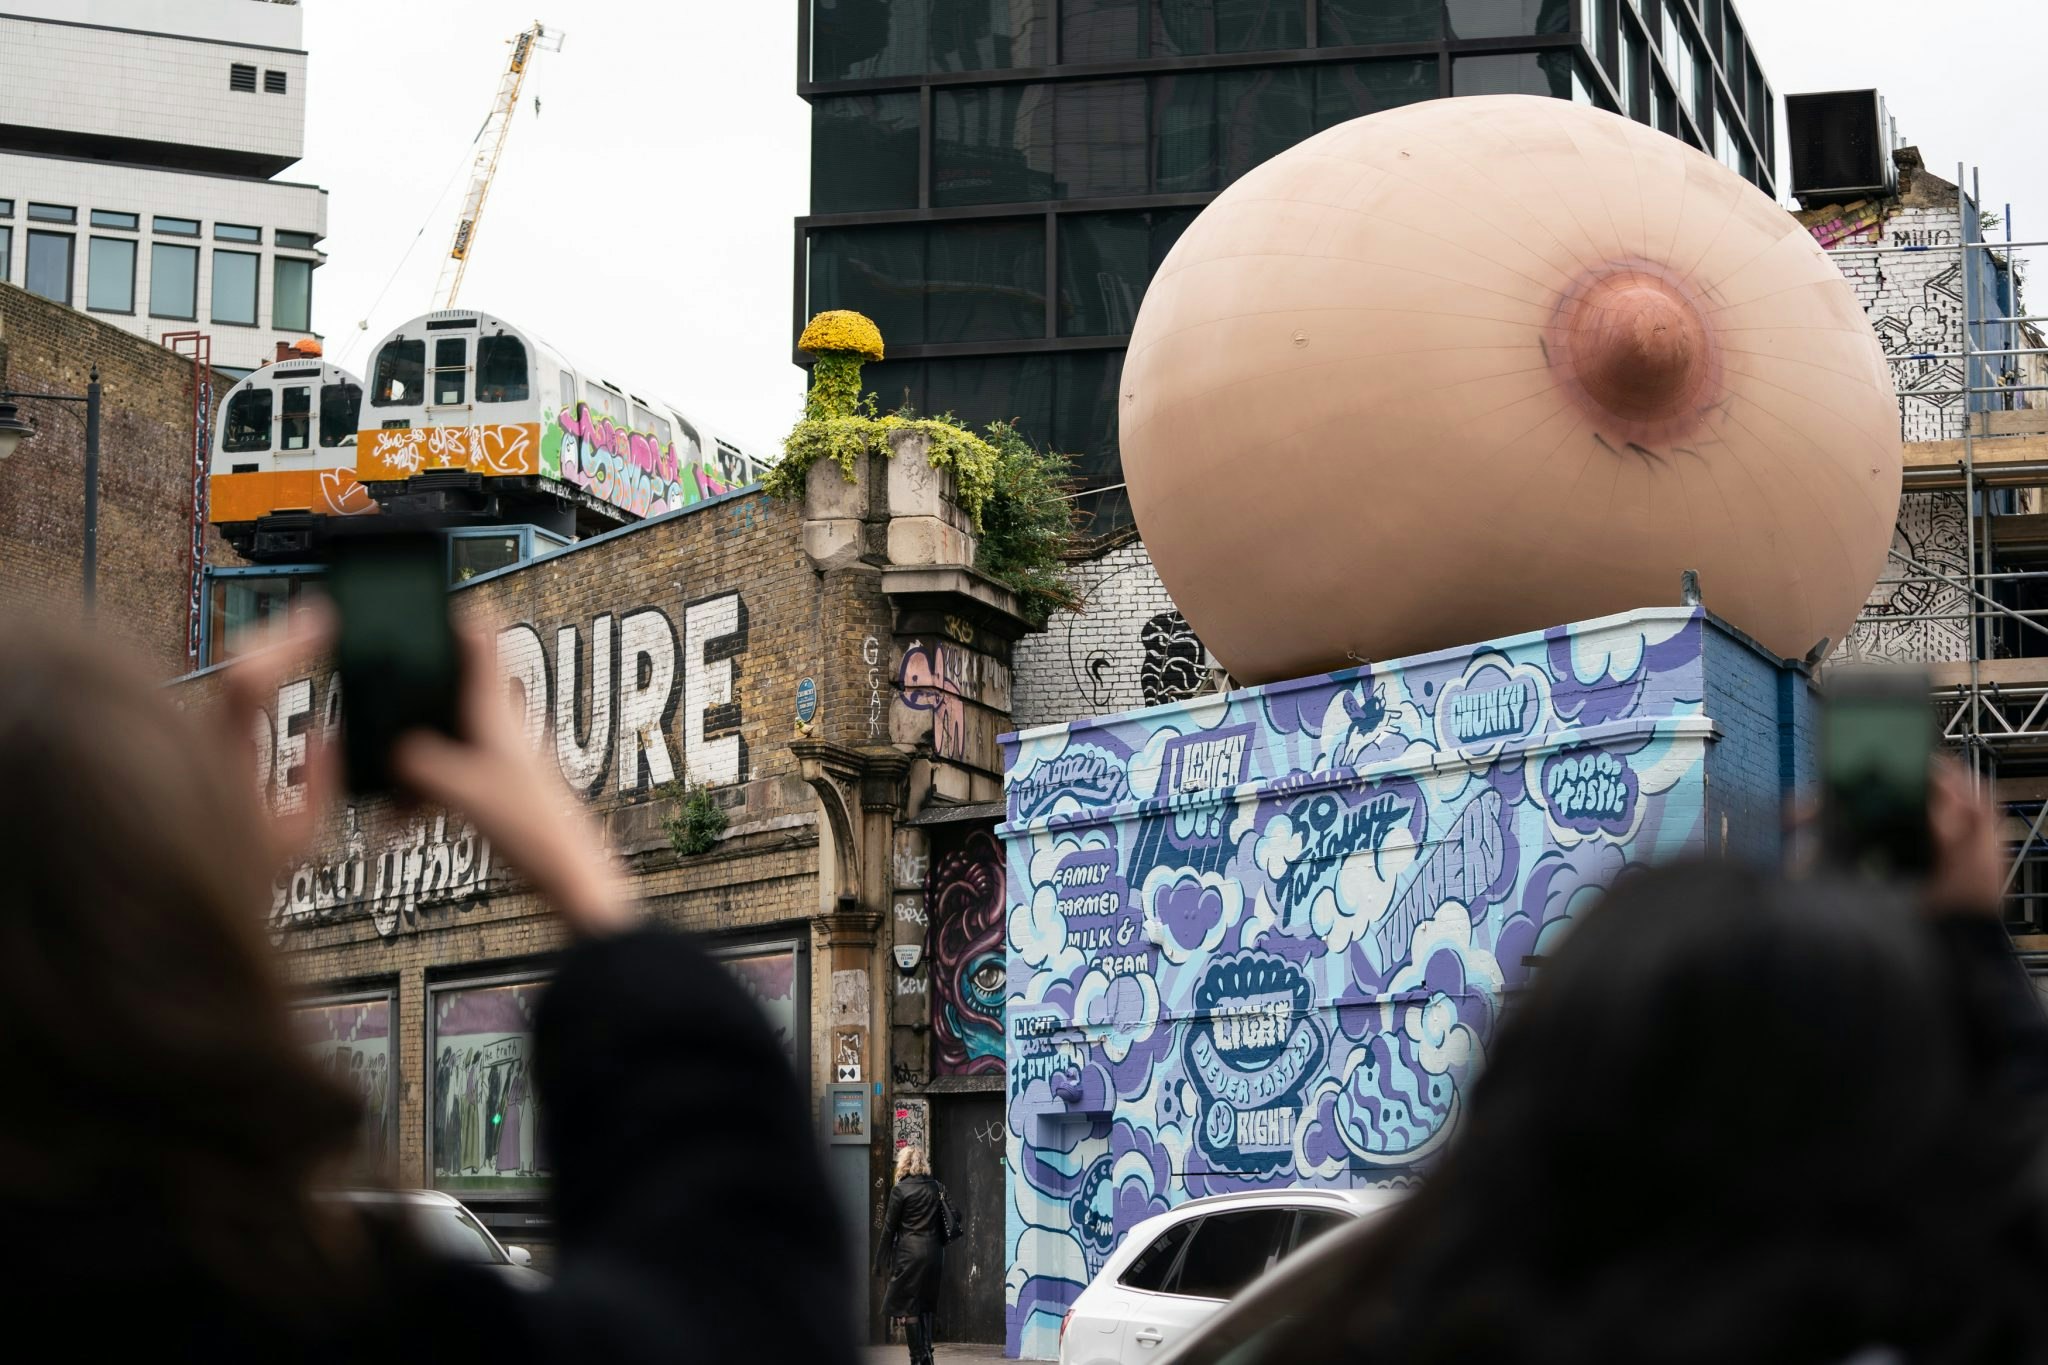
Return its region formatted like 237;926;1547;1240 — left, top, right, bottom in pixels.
1273;860;2048;1365
0;616;363;1304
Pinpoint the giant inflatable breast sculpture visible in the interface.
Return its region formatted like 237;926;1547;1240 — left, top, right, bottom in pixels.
1120;95;1902;684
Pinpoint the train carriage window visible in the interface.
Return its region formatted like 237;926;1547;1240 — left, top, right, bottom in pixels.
279;386;312;451
319;381;363;448
585;382;624;424
558;370;576;411
223;388;274;454
629;402;672;448
372;339;425;406
433;338;467;406
475;336;530;403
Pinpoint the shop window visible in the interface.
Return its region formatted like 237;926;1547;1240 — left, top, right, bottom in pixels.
713;940;807;1062
223;388;274;454
25;230;73;304
429;977;550;1193
319;380;362;447
279;385;312;451
811;93;921;214
1319;0;1443;44
293;992;396;1177
476;335;531;403
211;249;259;326
88;236;136;312
274;256;313;333
372;339;425;406
150;242;198;319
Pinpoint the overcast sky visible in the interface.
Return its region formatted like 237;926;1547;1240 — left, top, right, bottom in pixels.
297;2;2044;456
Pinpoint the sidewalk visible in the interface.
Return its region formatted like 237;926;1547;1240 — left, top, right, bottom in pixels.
864;1346;1008;1364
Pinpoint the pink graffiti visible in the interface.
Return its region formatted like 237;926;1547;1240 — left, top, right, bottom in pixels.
898;640;968;761
559;403;681;483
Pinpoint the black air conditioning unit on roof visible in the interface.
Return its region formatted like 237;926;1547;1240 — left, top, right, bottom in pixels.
1787;90;1898;207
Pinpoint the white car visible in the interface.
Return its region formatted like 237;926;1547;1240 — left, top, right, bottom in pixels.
1059;1187;1404;1364
320;1188;548;1291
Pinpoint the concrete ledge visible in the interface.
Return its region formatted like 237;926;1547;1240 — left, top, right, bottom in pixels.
881;564;1031;638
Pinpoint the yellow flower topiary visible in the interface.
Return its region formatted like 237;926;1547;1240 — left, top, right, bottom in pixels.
798;309;885;362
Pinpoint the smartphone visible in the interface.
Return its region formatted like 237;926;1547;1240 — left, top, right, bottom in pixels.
324;522;461;797
1819;666;1935;880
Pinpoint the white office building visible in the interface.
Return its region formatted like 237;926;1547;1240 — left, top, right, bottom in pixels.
0;0;326;378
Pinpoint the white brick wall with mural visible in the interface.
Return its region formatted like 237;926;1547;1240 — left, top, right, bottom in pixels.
1011;536;1227;730
1805;166;1981;665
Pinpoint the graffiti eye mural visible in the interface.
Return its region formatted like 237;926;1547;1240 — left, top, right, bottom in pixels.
928;828;1006;1077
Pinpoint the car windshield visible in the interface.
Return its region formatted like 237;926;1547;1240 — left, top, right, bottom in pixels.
410;1203;508;1265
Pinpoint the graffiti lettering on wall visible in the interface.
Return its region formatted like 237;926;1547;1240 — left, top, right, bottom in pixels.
270;811;493;941
433;981;547;1192
547;403;741;518
257;594;748;938
864;635;883;738
1000;612;1717;1357
927;828;1006;1076
897;639;1010;763
894;1096;931;1153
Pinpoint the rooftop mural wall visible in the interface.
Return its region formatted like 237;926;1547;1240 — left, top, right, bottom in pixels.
999;608;1807;1359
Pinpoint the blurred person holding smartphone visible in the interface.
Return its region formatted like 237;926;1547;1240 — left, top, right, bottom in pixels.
0;591;856;1363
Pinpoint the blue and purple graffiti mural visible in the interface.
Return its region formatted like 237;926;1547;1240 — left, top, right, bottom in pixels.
998;607;1814;1358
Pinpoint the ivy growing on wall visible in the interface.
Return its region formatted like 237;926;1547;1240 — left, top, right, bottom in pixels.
767;311;1078;621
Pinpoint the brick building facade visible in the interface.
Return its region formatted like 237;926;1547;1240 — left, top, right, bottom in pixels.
0;280;223;675
173;433;1029;1339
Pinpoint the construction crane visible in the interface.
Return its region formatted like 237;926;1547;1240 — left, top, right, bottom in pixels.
435;20;564;310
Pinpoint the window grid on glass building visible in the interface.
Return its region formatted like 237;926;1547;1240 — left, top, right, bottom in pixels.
798;0;1775;530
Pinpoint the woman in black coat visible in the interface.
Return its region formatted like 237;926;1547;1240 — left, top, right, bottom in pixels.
877;1144;952;1365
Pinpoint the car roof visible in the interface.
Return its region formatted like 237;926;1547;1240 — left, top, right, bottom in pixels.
317;1188;466;1209
1156;1186;1407;1216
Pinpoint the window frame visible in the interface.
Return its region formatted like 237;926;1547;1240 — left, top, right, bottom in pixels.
26;202;75;224
24;229;75;305
275;229;320;251
476;334;532;404
85;234;138;314
200;563;323;667
290;985;400;1177
1164;1205;1295;1301
319;379;363;448
210;248;261;327
149;240;200;321
222;386;276;455
424;966;556;1201
153;215;201;237
273;254;314;333
371;338;427;408
89;209;139;231
215;223;263;244
0;224;11;285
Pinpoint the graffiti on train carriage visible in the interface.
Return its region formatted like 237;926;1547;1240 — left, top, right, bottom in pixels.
547;402;744;517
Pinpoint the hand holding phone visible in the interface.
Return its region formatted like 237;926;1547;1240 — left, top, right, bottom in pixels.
1819;666;1935;881
324;523;462;797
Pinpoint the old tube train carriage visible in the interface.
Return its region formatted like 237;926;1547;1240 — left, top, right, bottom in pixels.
209;310;773;560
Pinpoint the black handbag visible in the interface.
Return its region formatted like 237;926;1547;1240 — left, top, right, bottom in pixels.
938;1184;963;1245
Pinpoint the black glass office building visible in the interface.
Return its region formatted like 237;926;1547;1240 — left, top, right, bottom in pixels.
798;1;1777;531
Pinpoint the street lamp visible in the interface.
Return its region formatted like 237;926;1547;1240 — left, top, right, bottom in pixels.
0;369;103;613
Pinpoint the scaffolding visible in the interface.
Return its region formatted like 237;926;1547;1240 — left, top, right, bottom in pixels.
1831;163;2048;941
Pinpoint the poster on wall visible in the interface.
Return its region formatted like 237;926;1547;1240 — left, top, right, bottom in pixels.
719;944;799;1062
431;978;548;1195
294;994;394;1175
